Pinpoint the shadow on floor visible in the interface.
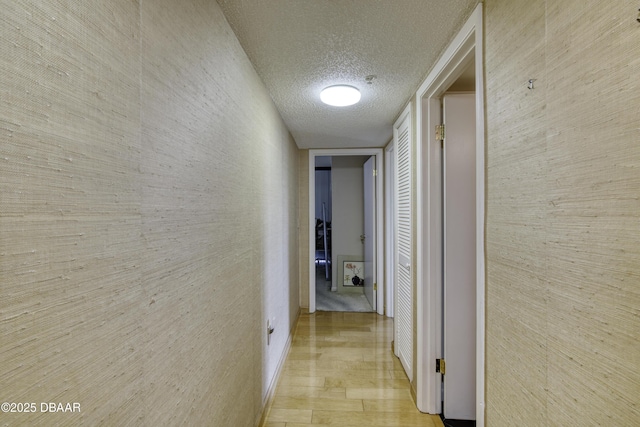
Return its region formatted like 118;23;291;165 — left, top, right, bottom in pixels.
441;417;476;427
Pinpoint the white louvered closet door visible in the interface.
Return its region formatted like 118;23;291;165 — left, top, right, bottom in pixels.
394;106;412;380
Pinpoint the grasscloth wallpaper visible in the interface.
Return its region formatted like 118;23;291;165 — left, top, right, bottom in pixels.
1;0;299;425
485;0;640;425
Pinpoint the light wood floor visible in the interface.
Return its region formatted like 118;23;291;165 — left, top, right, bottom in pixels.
263;311;444;427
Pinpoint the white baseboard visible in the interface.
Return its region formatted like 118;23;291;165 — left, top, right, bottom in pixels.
257;308;301;427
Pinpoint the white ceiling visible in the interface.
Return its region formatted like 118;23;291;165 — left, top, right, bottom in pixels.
216;0;478;149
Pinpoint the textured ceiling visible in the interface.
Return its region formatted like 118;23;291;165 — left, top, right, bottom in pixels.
216;0;478;149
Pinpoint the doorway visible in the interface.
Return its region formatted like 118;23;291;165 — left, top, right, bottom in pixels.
308;149;384;315
415;4;485;425
314;155;373;312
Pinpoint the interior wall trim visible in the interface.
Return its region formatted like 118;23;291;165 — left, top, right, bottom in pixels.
414;3;485;425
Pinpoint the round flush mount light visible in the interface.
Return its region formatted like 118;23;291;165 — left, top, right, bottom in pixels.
320;85;361;107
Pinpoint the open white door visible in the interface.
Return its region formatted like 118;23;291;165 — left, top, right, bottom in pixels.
363;156;376;310
442;93;476;420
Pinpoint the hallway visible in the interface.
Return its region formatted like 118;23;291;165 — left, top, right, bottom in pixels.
2;2;638;425
263;312;443;426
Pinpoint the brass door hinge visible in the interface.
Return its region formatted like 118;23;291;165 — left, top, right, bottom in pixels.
373;282;377;291
373;169;378;177
435;124;445;141
436;358;446;375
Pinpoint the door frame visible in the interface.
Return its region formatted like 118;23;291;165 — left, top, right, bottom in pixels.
308;148;385;315
384;141;395;318
415;3;485;424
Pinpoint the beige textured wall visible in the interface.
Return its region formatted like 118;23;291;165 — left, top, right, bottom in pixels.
485;0;640;424
0;1;299;426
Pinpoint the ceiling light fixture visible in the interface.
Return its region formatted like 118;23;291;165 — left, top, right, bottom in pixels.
320;85;361;107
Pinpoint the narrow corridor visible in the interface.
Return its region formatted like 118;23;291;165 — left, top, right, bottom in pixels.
263;311;443;426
